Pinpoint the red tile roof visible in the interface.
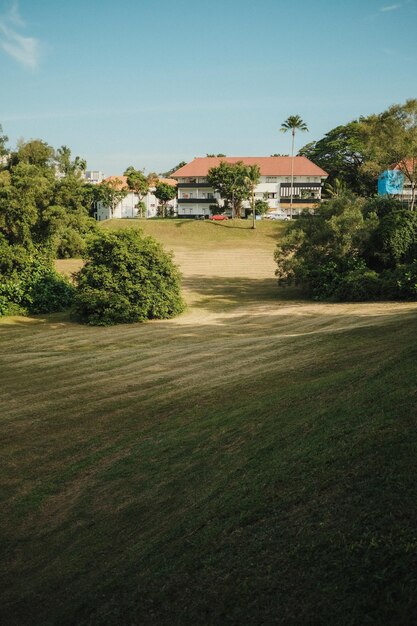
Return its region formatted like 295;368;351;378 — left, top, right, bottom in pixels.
103;175;177;190
171;156;328;178
391;158;416;172
158;177;177;187
103;175;128;190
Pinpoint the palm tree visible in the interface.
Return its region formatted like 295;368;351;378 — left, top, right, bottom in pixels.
280;115;308;219
244;164;261;229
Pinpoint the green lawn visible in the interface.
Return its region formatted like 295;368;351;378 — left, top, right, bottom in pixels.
102;217;286;248
1;223;417;625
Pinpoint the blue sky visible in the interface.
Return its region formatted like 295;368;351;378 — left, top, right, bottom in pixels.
1;0;416;175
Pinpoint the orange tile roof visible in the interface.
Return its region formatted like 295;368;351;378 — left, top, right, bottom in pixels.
103;175;177;190
171;156;328;178
391;158;416;172
103;175;128;190
158;177;177;187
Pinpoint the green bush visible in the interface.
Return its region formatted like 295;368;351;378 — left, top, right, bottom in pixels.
381;262;417;300
73;229;185;326
275;196;417;302
334;269;382;301
0;240;75;316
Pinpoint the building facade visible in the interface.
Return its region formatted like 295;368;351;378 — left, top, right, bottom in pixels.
94;176;177;221
171;156;328;218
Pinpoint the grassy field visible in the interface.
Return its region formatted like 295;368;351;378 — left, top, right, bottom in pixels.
2;220;417;625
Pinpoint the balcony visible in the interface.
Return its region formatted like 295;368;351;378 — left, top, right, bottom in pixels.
177;182;212;188
178;197;214;203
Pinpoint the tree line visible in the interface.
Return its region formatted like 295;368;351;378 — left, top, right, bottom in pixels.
0;134;183;321
276;99;417;301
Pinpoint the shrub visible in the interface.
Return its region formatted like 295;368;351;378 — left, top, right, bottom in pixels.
381;262;417;300
73;229;185;326
25;265;75;313
0;238;75;316
275;196;417;302
334;269;382;301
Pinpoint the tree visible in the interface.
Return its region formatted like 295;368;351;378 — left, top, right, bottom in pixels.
123;166;150;218
73;229;185;325
299;100;417;201
13;139;55;168
160;161;187;178
255;198;270;215
0;161;55;247
97;178;128;219
299;122;372;195
55;145;86;177
280;115;308;219
207;161;251;218
274;195;417;301
324;178;348;198
154;182;177;218
0;125;8;159
244;164;261;229
359;99;417;209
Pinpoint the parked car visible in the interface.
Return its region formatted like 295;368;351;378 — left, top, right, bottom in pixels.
209;214;229;221
265;212;289;221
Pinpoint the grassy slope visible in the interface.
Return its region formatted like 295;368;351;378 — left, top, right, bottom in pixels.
101;218;287;248
1;221;417;625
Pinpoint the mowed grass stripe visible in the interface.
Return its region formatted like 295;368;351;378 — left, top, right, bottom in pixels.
1;221;417;625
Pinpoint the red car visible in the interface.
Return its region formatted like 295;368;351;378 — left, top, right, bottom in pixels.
209;214;229;221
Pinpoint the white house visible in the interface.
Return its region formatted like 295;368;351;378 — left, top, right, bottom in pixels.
95;176;177;221
84;170;104;184
171;156;328;218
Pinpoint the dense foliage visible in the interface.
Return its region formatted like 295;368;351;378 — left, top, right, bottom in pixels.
73;229;185;325
0;235;74;315
275;196;417;301
207;161;260;217
0;137;97;316
154;182;177;217
0;138;97;258
300;99;417;202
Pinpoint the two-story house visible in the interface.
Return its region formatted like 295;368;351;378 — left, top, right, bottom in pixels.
171;156;328;218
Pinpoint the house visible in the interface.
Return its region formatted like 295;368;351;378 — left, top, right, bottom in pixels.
391;159;416;205
95;176;177;221
171;156;328;218
84;170;104;184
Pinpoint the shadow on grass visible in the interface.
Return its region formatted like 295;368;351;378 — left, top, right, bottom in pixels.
208;220;254;230
173;220;196;228
181;275;306;312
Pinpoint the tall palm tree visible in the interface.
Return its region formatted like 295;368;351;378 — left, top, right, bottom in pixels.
280;115;308;219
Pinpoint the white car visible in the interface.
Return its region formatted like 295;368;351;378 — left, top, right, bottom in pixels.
265;212;289;221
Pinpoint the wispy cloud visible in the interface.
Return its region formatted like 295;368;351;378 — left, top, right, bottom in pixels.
0;1;40;68
380;3;402;11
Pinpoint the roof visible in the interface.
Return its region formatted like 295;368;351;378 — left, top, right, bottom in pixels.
103;175;177;190
103;175;128;190
171;156;328;178
391;158;416;172
157;177;177;187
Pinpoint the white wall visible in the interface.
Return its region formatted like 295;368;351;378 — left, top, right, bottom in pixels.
95;189;177;221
